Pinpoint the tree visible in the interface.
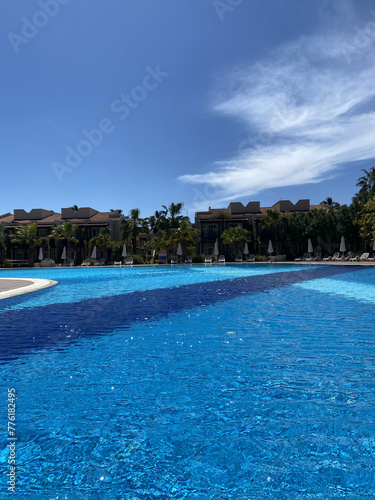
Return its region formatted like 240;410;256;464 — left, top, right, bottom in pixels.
261;209;289;255
221;226;251;258
356;196;375;245
320;197;340;210
149;209;168;234
11;223;48;267
122;209;149;254
70;205;79;213
168;220;199;258
0;226;7;265
110;209;123;214
162;202;186;234
89;227;118;262
356;167;375;194
50;222;79;261
146;230;167;255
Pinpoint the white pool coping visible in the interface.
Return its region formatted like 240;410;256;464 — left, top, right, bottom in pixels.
0;278;58;300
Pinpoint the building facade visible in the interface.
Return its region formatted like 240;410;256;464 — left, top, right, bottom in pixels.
0;207;123;264
195;199;319;259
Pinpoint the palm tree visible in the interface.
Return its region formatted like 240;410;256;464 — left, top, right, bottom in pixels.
149;209;168;234
169;220;199;258
356;167;375;194
320;197;340;210
122;209;149;254
110;209;123;214
146;229;167;255
221;226;251;258
50;222;79;261
261;209;289;255
162;202;186;234
70;205;79;213
11;223;48;267
89;227;118;262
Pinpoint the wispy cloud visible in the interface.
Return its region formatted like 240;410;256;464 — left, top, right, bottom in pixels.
179;4;375;207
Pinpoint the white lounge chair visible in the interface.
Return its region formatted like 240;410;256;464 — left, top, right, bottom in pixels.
94;258;105;266
235;255;243;262
185;256;192;264
64;259;74;267
218;255;225;263
359;252;370;261
125;257;134;266
313;253;322;261
295;253;310;261
332;252;343;261
246;254;255;262
81;258;91;266
205;256;212;264
344;252;353;261
114;261;122;266
350;253;369;262
171;256;178;264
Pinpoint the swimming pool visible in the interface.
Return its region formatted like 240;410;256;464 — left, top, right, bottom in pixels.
1;264;375;498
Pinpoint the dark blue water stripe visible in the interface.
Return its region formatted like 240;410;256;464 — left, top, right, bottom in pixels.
0;265;364;362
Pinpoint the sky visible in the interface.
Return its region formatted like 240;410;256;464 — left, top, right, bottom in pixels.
1;0;375;219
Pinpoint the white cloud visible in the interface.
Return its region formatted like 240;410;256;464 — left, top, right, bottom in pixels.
179;7;375;209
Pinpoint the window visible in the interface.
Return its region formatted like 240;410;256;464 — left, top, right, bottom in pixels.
202;223;219;240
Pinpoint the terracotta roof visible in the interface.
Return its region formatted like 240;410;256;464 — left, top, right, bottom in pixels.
0;210;122;227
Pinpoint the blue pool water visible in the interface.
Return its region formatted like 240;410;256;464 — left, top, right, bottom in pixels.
1;264;375;499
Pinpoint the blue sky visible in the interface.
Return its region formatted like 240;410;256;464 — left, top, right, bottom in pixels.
1;0;375;219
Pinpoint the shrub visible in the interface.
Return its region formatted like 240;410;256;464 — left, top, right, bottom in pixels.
192;254;205;263
254;254;267;262
3;259;13;268
132;254;144;265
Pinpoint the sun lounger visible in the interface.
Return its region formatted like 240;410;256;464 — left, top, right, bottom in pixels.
125;257;133;266
185;256;192;264
218;255;226;263
94;258;105;266
332;252;343;261
313;253;322;261
64;259;74;267
171;256;178;264
81;258;91;266
114;261;122;266
205;257;212;263
323;255;332;261
350;252;369;262
235;255;243;262
295;253;310;261
344;252;353;261
359;252;370;261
